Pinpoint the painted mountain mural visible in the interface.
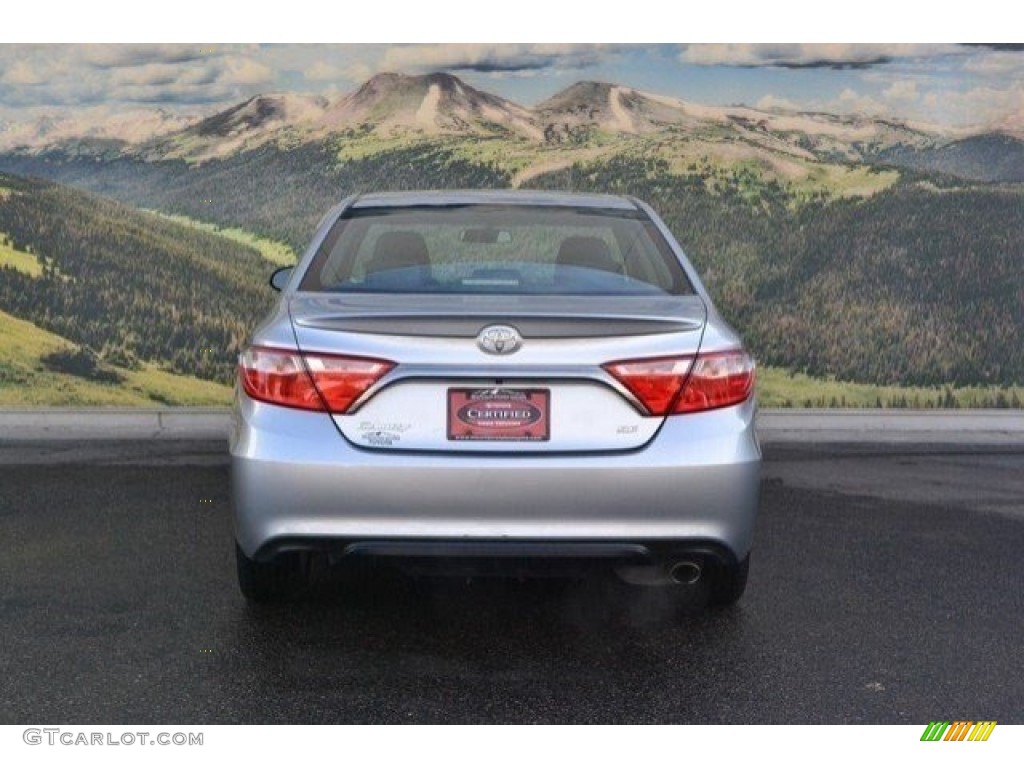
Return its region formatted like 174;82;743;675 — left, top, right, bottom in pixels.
1;66;1022;407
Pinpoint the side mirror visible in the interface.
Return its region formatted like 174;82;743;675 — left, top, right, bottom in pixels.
269;266;293;292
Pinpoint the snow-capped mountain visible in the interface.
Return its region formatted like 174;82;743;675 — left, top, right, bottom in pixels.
319;72;542;139
2;71;1020;181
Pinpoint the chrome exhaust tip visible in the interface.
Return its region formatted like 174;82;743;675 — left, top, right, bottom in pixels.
669;561;702;585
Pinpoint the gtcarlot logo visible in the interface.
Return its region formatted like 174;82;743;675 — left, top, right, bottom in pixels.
23;728;203;747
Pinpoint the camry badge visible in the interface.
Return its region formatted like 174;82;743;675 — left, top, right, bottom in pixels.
477;325;522;355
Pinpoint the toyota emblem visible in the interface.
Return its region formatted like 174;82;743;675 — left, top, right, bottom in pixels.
477;325;522;355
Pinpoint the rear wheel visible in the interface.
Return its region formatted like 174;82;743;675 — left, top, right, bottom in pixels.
707;554;750;607
236;542;316;603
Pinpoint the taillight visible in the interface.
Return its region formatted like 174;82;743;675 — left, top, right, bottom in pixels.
239;346;393;413
604;349;754;416
603;356;694;416
302;353;394;413
239;347;323;411
673;350;755;414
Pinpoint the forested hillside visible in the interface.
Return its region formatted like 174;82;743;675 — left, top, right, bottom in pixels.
526;159;1024;387
876;133;1024;183
2;144;1022;392
0;141;511;252
0;307;231;406
0;172;276;384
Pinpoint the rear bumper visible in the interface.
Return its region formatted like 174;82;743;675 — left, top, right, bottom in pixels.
230;392;761;562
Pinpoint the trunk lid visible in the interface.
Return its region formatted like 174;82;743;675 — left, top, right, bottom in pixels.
289;293;707;453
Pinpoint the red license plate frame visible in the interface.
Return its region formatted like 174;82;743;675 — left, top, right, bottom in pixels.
447;388;550;442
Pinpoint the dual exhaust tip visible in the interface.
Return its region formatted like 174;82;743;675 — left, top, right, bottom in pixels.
669;560;702;585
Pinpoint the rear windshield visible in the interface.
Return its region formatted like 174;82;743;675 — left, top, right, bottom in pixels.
299;204;694;296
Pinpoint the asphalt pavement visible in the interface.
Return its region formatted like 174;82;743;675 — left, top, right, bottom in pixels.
1;439;1022;723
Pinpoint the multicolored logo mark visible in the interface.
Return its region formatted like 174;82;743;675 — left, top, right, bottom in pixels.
920;721;997;742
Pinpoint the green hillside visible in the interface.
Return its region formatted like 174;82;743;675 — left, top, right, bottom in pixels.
0;172;278;386
0;142;510;253
146;211;297;266
526;157;1024;388
1;136;1022;395
0;309;231;406
757;366;1023;409
0;231;43;277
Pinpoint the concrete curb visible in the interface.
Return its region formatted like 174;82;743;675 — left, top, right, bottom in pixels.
0;408;230;440
0;408;1022;444
757;409;1024;444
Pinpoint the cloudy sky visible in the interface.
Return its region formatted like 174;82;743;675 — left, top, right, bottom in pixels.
1;43;1022;130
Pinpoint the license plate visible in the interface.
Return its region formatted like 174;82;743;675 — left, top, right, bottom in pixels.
447;388;550;442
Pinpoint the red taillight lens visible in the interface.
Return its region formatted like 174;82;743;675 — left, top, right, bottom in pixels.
239;346;393;413
302;353;394;413
603;356;694;416
673;350;755;414
239;347;323;411
604;349;754;416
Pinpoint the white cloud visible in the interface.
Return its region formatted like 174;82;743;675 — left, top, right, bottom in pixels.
921;85;1024;129
882;80;920;102
799;81;1024;129
77;44;213;69
1;61;48;85
962;51;1024;76
218;55;274;86
380;43;627;74
0;46;278;115
303;60;373;84
833;88;890;117
680;43;961;68
112;62;218;87
304;61;343;81
755;94;801;112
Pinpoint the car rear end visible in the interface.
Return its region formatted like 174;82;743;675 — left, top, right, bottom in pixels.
230;191;760;604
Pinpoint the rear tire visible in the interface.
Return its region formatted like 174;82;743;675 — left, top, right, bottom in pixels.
236;542;314;603
707;554;750;607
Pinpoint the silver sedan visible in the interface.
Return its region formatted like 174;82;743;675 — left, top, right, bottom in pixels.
230;190;760;608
